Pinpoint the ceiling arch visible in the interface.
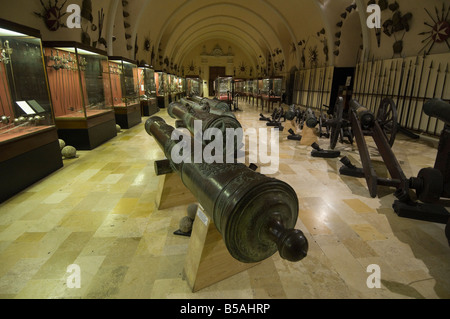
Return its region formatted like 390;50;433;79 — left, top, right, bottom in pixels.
169;22;268;66
148;0;296;68
166;15;276;63
132;0;339;73
177;31;259;71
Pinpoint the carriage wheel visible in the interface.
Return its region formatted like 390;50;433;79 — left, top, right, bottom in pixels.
330;97;344;150
376;98;398;147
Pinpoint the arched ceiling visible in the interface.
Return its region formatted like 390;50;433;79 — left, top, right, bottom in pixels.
134;0;330;71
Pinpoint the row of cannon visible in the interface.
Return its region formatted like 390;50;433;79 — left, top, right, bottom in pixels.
145;96;309;264
261;97;450;245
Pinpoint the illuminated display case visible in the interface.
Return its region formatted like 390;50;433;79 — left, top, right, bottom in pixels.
186;76;202;97
108;56;141;129
43;41;117;149
167;73;178;103
177;76;186;98
234;78;245;98
155;70;168;108
214;76;233;102
262;77;283;97
245;79;253;102
261;77;283;111
0;18;63;203
251;78;263;106
138;63;159;117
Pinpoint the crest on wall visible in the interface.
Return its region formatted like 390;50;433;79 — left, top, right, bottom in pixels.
34;0;68;31
201;44;234;57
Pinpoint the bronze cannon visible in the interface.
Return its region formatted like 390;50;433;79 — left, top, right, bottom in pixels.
167;101;242;157
190;96;231;113
145;116;309;263
180;97;236;119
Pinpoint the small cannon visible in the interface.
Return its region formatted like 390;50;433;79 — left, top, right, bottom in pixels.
298;108;318;130
259;106;286;131
340;98;450;245
285;105;301;123
323;97;354;149
145;117;309;262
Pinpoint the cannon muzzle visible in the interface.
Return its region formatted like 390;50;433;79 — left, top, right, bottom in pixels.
305;108;318;128
424;99;450;125
350;99;375;128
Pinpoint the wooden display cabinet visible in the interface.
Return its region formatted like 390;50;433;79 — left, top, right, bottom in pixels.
0;19;63;203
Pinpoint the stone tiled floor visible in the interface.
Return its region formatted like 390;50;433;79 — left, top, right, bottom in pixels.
0;99;449;299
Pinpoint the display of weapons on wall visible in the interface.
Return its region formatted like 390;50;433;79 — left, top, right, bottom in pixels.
418;3;450;56
352;49;449;138
34;0;68;32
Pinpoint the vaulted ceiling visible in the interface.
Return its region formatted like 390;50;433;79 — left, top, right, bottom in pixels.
129;0;353;71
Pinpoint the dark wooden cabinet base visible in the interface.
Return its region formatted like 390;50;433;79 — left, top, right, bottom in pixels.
56;111;118;150
0;128;63;203
115;104;142;129
140;99;160;117
57;119;117;150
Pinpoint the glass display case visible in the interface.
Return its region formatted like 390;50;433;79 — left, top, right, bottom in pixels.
261;77;283;111
175;76;186;99
0;18;63;203
43;41;117;149
138;63;159;117
234;79;245;99
186;76;202;97
108;56;141;129
179;77;186;98
155;70;168;108
214;76;233;102
245;79;253;103
167;73;178;103
251;78;263;106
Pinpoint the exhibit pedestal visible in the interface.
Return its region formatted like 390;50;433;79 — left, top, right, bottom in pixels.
114;103;142;129
155;171;260;292
140;99;159;117
183;206;260;293
156;172;196;210
55;110;117;150
0;127;63;203
262;96;281;112
157;96;169;109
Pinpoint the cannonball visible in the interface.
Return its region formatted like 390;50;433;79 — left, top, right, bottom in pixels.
1;115;9;124
59;139;66;150
116;124;121;133
187;203;198;221
62;146;77;159
179;216;193;233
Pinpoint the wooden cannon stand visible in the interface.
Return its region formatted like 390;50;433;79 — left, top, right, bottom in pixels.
155;165;260;292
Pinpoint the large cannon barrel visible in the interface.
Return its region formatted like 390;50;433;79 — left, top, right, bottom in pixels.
350;99;375;128
423;99;450;125
145;117;309;263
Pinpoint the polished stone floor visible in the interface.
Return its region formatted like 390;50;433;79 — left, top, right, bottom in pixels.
0;99;449;299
